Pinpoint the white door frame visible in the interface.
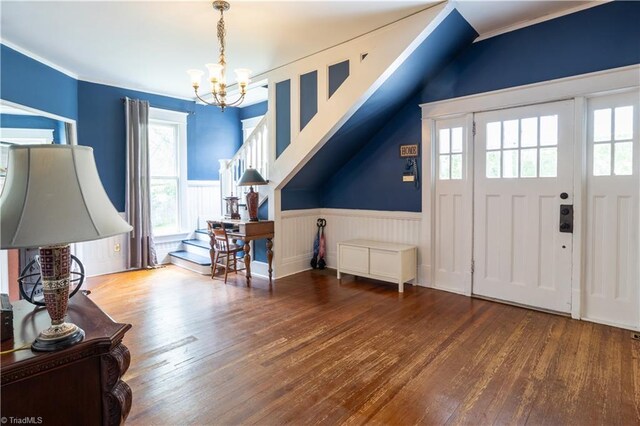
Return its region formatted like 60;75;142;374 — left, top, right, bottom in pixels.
420;64;640;321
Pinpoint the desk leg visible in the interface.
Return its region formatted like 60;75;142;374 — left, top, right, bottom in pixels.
266;238;273;281
244;241;252;279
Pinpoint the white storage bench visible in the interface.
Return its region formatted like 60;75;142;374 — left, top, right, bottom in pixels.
337;239;418;292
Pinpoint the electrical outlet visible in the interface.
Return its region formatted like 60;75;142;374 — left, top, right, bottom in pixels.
114;243;121;253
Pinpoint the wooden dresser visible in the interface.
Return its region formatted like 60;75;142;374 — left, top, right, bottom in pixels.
1;293;132;425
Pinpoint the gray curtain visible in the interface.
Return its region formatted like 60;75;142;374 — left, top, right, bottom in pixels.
125;98;157;269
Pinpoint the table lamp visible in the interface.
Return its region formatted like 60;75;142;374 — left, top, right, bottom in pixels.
0;145;133;351
237;167;268;221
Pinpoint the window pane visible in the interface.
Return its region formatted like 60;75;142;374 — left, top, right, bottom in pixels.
540;147;558;177
540;115;558;146
149;124;178;176
451;127;463;153
451;154;462;180
151;178;179;234
486;151;501;178
614;106;633;141
439;155;450;180
487;122;501;150
614;142;633;176
521;117;538;147
593;143;611;176
439;129;450;154
521;148;537;178
593;108;611;142
503;149;518;178
503;120;519;149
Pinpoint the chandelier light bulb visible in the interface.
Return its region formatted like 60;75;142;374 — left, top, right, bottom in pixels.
187;69;204;88
186;1;248;111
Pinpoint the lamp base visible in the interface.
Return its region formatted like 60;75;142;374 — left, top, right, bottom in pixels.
31;323;85;352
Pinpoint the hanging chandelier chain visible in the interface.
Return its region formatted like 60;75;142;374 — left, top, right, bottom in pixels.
188;0;249;111
217;8;226;63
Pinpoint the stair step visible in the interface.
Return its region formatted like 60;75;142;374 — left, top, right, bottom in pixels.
169;250;210;266
183;239;210;249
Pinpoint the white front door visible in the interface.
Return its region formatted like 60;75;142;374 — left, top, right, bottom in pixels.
473;100;574;313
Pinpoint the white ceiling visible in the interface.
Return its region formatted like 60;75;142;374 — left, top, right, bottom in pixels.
1;1;597;103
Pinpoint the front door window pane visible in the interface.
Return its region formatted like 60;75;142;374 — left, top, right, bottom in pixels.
539;147;558;177
593;109;612;142
614;142;633;176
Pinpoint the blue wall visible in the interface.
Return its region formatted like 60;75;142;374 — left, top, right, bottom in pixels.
77;81;242;211
189;105;242;181
322;95;422;211
239;101;268;120
283;1;640;212
421;1;640;103
1;45;78;120
0;114;66;144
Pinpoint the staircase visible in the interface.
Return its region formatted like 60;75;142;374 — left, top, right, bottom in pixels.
171;2;456;277
169;230;211;275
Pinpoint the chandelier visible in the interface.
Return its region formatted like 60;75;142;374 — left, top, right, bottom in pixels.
187;1;251;111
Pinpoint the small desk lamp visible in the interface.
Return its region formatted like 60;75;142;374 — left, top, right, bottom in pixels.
237;167;267;221
0;145;133;351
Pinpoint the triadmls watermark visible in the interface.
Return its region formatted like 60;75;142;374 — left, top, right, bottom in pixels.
1;417;43;425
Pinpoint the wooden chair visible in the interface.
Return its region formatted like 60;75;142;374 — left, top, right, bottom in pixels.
207;222;242;283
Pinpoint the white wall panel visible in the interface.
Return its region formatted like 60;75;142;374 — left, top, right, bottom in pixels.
187;180;221;230
279;208;421;280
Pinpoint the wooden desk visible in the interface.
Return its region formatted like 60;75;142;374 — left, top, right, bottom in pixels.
216;219;274;280
1;293;132;425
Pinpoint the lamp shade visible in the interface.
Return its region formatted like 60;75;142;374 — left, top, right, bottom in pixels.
237;168;268;186
0;145;133;249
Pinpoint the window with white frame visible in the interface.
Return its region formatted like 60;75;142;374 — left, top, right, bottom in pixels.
485;115;558;179
592;105;634;176
148;108;188;236
438;126;464;180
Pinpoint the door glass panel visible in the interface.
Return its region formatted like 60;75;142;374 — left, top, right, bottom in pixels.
614;142;633;176
503;149;518;178
520;117;538;147
540;115;558;146
503;120;519;149
451;154;462;180
593;108;612;142
614;106;633;141
487;122;501;150
486;151;501;178
520;148;537;178
593;143;611;176
539;147;558;177
439;129;450;154
451;127;463;153
439;155;450;180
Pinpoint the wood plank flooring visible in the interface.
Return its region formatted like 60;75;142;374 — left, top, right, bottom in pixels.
86;266;640;425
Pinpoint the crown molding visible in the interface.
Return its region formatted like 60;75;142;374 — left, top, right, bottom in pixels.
1;38;79;79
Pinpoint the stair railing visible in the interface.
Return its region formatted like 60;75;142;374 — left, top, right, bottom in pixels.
219;114;269;210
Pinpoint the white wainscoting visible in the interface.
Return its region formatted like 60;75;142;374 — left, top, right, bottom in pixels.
279;208;422;280
187;180;221;231
74;213;129;277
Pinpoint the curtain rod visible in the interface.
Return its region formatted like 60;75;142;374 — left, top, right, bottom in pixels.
121;97;195;115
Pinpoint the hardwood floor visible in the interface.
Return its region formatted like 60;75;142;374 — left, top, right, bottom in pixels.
86;266;640;425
